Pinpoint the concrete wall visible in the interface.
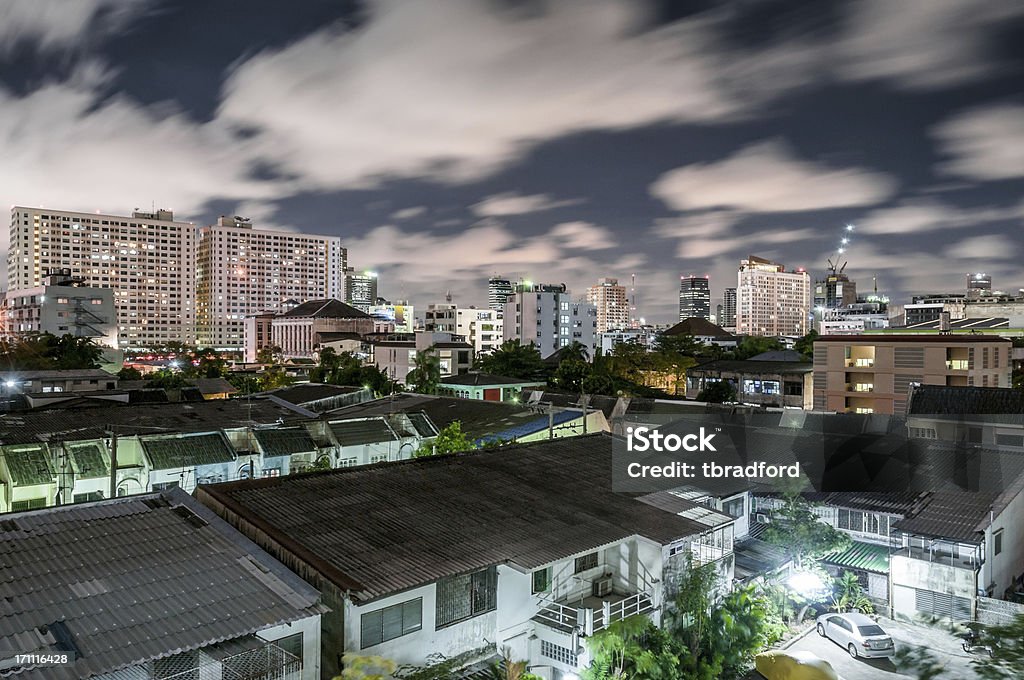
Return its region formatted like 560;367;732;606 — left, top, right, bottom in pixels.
257;614;322;680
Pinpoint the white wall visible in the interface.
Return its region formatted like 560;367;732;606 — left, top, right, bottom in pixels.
258;614;322;680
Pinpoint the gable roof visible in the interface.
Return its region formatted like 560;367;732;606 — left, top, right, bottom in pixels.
141;433;235;469
663;317;734;338
279;299;370;319
197;434;709;603
1;444;55;486
68;442;109;479
328;417;398;446
253;427;318;457
0;489;321;680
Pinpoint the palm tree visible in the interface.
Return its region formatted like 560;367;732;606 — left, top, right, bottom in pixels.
560;340;590;363
407;346;441;394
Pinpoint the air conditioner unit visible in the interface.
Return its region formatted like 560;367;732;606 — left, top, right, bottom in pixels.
592;575;613;598
755;513;771;524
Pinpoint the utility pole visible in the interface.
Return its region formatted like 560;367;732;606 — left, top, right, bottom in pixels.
548;401;554;440
109;428;118;500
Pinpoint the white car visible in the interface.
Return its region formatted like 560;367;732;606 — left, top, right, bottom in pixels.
816;611;895;659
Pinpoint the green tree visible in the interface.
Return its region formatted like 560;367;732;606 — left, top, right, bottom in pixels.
654;332;704;358
117;366;144;381
831;571;874;614
762;492;851;569
337;654;396;680
974;614;1024;679
144;369;189;390
414;421;473;457
583;616;679;680
731;336;785;360
0;333;104;370
188;347;228;378
551;358;590;392
258;366;294;390
256;345;283;365
406;347;441;394
794;330;819;360
581;372;616;396
896;647;948;679
697;380;736;403
476;339;545;379
560;340;590;363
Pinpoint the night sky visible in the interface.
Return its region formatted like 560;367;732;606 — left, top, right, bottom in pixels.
2;0;1022;323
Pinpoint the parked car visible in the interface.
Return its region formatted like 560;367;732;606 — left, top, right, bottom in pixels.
754;650;840;680
816;611;895;658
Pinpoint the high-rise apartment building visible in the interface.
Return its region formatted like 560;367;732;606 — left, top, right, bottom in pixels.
196;216;346;350
344;269;378;312
8;206;196;348
722;287;737;330
502;282;597;358
967;272;992;298
488;277;514;311
678;276;711;321
586;278;629;334
812;335;1012;414
735;256;811;337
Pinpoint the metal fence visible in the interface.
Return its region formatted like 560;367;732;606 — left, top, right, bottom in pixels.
976;596;1024;627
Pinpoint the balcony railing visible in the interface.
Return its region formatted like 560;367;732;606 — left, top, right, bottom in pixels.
533;591;655;635
845;358;875;368
893;546;981;571
946;360;969;370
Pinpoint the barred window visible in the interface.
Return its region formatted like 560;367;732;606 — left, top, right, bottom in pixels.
574;552;599;574
360;598;422;649
436;566;497;628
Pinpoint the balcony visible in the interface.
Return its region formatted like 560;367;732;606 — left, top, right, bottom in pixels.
946;360;969;371
892;546;981;571
845;358;875;368
845;383;874;393
533;590;655;635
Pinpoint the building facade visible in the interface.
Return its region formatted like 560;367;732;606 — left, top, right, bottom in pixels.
721;287;737;331
269;299;374;360
344;269;378;312
423;305;503;355
812;335;1013;414
678;275;711;322
487;277;514;311
196;216;346;351
735;256;811;337
8;206;196;348
2;268;118;348
586;278;629;334
502;283;597;358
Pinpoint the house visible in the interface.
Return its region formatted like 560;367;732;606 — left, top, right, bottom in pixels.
685;351;814;409
438;372;546;402
362;331;474;383
0;369;117;396
662;317;738;348
906;384;1024;447
0;488;324;679
197;434;721;679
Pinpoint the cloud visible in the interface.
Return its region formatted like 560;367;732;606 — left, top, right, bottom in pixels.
932;104;1024;181
216;0;760;189
0;72;274;250
858;198;1024;235
549;221;614;250
470;192;583;217
945;235;1020;261
650;141;897;213
391;206;428;220
833;0;1024;90
0;0;153;56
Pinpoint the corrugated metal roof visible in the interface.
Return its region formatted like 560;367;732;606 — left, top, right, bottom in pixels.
406;413;439;438
822;541;891;574
253;428;317;457
328;417;398;446
141;433;235;469
1;444;54;486
0;489;321;680
199;434;709;604
477;410;582;443
68;442;109;479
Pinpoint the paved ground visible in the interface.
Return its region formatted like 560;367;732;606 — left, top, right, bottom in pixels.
777;617;981;680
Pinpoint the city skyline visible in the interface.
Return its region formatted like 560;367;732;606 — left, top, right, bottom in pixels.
1;0;1022;323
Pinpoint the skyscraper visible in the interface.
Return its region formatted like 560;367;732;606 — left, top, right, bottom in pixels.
735;256;811;337
196;216;346;350
814;272;857;310
488;277;514;311
586;277;629;334
344;269;378;312
678;275;711;321
8;206;196;348
722;287;737;330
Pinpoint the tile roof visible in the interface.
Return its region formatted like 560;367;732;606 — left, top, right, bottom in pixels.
328;417;398;446
141;433;235;470
907;385;1024;416
253;428;318;457
279;299;369;319
198;434;709;603
0;489;322;680
1;444;55;486
663;317;734;338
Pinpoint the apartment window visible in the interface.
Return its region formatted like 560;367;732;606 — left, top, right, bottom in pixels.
275;632;303;661
574;552;599;573
994;529;1003;556
996;434;1024;448
532;567;551;594
436;566;497;628
722;496;745;519
337;457;359;467
360;598;422;648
